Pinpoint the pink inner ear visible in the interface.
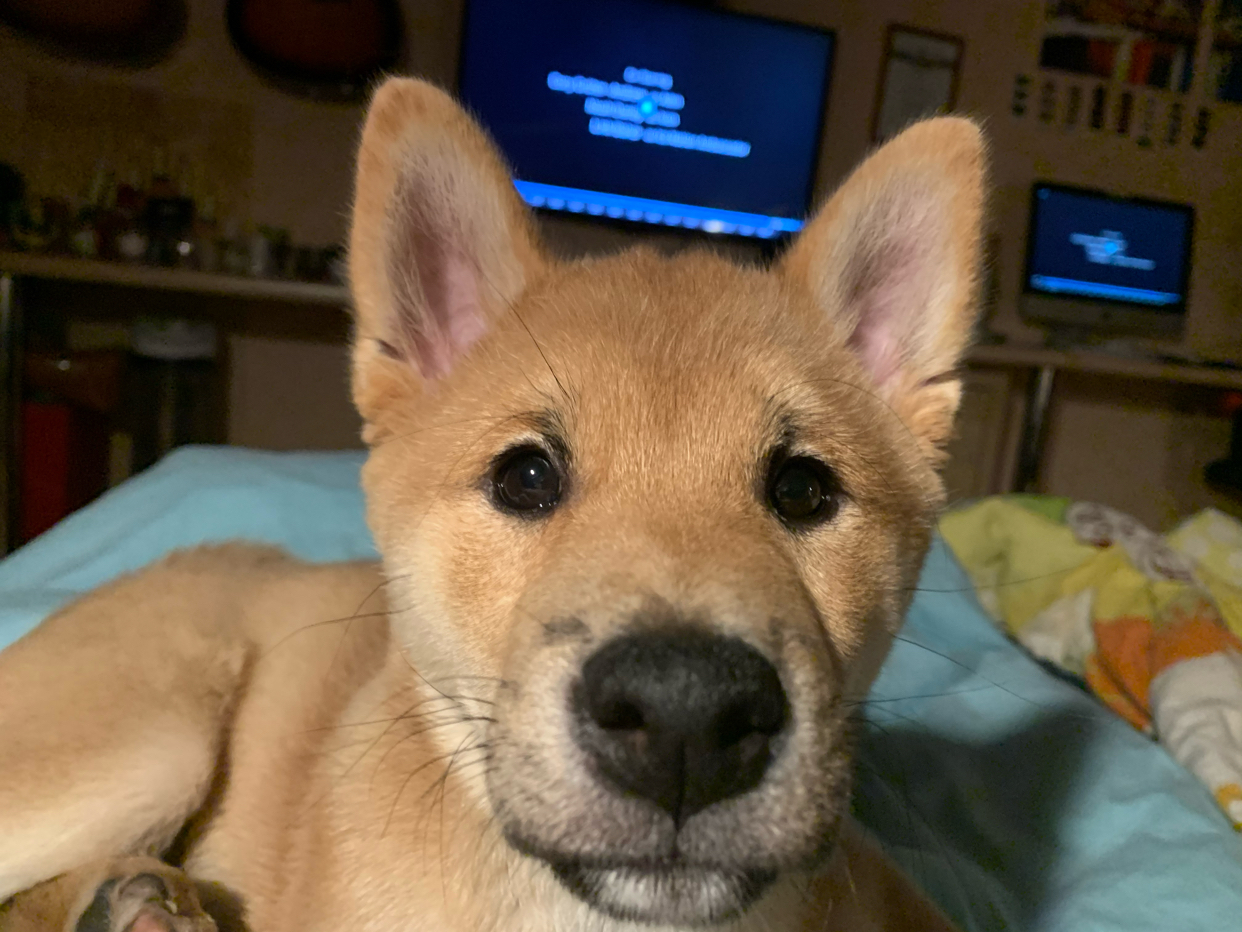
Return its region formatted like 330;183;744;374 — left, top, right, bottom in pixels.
843;211;938;391
405;250;487;380
387;179;490;380
848;289;906;388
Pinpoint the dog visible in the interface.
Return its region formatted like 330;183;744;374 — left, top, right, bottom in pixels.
0;78;986;932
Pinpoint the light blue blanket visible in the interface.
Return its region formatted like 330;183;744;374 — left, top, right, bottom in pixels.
2;446;1239;930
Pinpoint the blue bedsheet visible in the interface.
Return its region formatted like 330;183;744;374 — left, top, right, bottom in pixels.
1;446;1239;930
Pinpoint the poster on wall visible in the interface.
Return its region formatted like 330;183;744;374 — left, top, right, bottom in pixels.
872;25;964;142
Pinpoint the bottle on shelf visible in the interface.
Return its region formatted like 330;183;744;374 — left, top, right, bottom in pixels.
219;217;249;276
69;161;110;259
114;161;148;263
193;193;220;273
144;145;195;268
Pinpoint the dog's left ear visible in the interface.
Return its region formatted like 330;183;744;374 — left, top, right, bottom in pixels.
781;117;987;462
349;78;546;420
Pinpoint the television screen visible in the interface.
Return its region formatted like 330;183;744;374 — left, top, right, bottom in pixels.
458;0;834;239
1024;184;1194;310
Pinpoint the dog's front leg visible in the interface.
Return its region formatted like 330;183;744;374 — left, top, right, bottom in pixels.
0;857;218;932
0;551;254;903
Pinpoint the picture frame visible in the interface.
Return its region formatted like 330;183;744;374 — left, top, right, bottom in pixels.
872;25;965;142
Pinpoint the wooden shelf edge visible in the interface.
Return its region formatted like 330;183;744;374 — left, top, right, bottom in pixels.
0;252;351;306
968;342;1242;391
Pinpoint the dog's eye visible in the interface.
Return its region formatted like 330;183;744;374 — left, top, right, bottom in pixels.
494;447;562;515
767;456;840;526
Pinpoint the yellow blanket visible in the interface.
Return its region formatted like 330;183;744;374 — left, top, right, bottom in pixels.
941;498;1242;829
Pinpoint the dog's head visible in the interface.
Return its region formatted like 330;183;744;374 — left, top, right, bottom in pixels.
349;78;985;925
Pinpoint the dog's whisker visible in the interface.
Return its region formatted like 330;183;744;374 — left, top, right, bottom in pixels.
300;701;496;735
422;734;482;900
299;707;476;813
329;692;492;795
380;746;469;839
843;683;1021;707
261;608;391;658
894;562;1082;595
370;413;523;454
386;738;490;843
885;634;1098;718
853;716;976;914
369;716;496;789
769;374;923;458
390;644;500;716
259;572;418;659
427;676;504;690
475;262;573;407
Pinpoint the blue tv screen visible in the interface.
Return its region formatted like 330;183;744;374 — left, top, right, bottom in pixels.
458;0;834;239
1024;184;1194;310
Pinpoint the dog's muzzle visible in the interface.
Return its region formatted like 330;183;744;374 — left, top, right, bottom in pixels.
543;629;790;923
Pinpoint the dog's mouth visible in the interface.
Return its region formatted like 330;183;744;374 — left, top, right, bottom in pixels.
489;624;855;923
548;858;777;925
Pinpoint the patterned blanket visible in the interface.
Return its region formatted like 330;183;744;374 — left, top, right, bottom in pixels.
941;497;1242;830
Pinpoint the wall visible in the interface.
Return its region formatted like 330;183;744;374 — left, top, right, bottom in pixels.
0;0;461;454
0;0;464;245
3;0;1241;527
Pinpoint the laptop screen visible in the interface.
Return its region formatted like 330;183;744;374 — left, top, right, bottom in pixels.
1025;184;1194;310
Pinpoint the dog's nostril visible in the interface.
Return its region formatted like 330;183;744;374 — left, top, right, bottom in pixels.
716;699;782;748
596;699;645;732
575;629;788;825
752;694;788;736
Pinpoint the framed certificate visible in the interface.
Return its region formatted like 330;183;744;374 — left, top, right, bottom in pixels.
872;25;965;142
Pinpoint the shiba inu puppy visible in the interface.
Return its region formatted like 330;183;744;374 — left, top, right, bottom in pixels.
0;78;985;932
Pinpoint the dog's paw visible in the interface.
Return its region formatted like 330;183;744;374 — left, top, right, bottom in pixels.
74;860;216;932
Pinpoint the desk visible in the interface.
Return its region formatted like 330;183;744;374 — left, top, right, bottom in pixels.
0;252;351;553
966;343;1242;492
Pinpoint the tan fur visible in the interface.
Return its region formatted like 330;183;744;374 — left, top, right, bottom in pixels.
0;78;986;931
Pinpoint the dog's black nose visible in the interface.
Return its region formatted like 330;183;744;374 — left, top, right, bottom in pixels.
575;629;788;825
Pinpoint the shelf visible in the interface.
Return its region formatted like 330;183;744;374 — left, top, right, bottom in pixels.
0;252;351;306
969;342;1242;391
7;255;1240;388
1044;14;1199;44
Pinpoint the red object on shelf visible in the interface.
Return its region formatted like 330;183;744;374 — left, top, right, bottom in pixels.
1128;40;1154;86
1219;391;1242;419
1086;40;1117;78
20;401;109;544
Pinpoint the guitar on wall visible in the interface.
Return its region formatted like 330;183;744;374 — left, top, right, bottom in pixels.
0;0;187;65
226;0;403;104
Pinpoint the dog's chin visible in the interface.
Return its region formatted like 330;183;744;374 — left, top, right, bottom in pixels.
549;860;776;926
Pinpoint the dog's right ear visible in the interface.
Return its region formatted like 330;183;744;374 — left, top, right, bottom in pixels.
349;78;545;419
780;117;986;465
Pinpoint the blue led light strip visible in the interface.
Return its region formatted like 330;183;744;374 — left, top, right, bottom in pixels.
512;180;804;238
1030;274;1180;306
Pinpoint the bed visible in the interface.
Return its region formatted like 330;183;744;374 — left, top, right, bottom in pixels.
2;446;1240;930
